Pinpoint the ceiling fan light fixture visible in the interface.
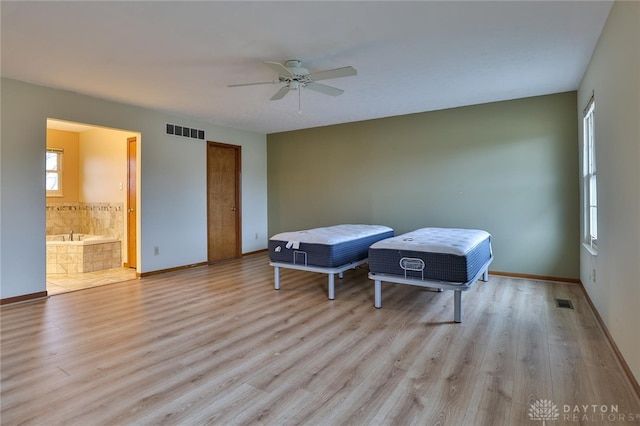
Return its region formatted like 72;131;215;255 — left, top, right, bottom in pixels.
228;59;357;103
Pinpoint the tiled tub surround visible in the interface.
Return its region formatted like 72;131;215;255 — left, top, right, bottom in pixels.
46;202;124;241
46;235;122;273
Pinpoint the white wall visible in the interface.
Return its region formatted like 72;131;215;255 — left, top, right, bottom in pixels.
578;1;640;383
0;78;268;299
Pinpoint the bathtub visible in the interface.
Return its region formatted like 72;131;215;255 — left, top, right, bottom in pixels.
46;234;122;274
46;234;118;244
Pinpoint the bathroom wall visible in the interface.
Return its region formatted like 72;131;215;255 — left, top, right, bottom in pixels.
46;202;124;241
80;203;124;240
46;202;81;235
79;127;133;262
79;127;130;203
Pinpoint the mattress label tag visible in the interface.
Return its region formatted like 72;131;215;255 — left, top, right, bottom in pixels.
285;241;300;249
400;257;425;271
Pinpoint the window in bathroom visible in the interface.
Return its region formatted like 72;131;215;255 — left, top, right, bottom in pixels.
46;149;63;197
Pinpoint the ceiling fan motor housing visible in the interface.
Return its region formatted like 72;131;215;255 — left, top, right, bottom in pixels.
284;60;309;76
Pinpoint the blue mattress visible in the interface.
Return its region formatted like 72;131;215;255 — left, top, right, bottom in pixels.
269;224;394;268
368;228;492;283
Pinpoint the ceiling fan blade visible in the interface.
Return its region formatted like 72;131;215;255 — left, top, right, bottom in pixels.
265;61;293;77
305;82;344;97
227;81;277;87
270;85;291;100
307;66;357;81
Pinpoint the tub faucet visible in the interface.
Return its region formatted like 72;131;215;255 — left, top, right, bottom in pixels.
69;230;73;242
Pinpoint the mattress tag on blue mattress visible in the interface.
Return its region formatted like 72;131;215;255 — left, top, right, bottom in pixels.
285;241;300;250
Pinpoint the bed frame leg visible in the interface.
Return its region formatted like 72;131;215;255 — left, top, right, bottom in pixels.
482;269;489;281
454;290;462;323
274;266;280;290
374;280;382;308
328;274;335;300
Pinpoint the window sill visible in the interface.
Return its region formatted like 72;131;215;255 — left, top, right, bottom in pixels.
582;242;598;256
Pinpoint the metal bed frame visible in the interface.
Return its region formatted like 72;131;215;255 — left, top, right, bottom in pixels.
368;256;493;323
271;256;368;300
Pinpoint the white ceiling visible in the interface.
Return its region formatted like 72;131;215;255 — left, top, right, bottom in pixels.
46;119;96;133
1;1;612;134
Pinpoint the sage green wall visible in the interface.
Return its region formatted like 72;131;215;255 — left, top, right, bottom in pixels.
268;92;579;279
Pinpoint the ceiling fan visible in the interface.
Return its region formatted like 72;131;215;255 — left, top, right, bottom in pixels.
228;60;357;101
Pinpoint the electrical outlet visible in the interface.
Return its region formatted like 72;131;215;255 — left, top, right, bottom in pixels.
154;246;159;256
592;268;596;283
255;232;259;240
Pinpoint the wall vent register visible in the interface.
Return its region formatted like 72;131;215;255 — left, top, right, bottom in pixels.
166;124;205;140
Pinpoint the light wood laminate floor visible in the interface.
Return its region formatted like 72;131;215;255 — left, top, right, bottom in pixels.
2;253;639;425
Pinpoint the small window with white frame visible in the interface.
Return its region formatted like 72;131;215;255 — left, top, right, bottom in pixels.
46;149;64;197
583;98;597;251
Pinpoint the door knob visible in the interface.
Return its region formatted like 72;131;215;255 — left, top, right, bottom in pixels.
231;207;237;211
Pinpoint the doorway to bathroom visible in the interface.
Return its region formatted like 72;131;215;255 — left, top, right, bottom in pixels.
45;119;139;295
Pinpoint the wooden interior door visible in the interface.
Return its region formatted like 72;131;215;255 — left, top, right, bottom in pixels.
207;142;241;262
126;137;137;269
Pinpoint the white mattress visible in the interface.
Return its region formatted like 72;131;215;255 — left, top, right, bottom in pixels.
368;227;491;256
270;224;393;246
